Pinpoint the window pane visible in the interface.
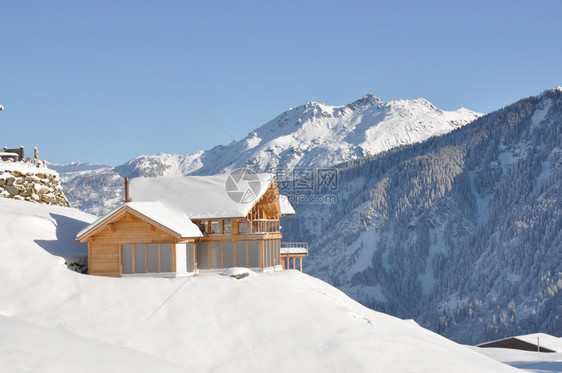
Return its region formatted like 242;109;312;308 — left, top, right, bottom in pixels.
198;220;208;234
121;245;133;274
210;220;221;234
211;241;221;269
223;220;232;234
197;242;209;269
160;243;172;272
186;243;194;272
249;241;259;268
147;244;159;272
236;241;247;267
134;244;146;273
223;241;234;268
238;221;249;234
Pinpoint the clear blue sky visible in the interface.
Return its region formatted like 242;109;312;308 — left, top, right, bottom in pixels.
2;1;561;165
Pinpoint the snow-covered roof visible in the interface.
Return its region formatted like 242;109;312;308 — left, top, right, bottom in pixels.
478;332;562;353
129;173;276;219
514;333;562;353
77;201;203;240
279;195;295;216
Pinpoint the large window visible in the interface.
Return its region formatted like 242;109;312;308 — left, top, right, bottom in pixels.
121;243;173;274
249;241;260;267
122;245;133;274
238;221;250;234
197;241;210;269
223;241;234;268
236;241;247;267
186;243;195;272
197;220;209;234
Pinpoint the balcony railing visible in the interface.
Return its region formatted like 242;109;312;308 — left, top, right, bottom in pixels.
280;242;308;255
249;219;280;234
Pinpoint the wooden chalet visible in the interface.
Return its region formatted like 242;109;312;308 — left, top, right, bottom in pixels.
77;173;307;277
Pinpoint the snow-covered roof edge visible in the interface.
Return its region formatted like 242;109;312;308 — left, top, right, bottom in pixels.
76;201;203;240
279;195;295;216
477;332;562;352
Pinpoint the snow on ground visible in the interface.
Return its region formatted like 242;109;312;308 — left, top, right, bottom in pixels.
0;159;56;174
0;316;189;373
0;197;521;372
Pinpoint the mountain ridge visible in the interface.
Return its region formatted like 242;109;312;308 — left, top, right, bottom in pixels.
286;87;562;344
59;93;481;215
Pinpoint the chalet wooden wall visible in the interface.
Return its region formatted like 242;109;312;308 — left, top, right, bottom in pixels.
88;213;177;277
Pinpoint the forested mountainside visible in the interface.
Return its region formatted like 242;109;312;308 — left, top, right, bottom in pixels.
58;94;479;215
282;88;562;344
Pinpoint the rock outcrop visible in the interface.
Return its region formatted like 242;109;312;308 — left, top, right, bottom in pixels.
0;163;70;207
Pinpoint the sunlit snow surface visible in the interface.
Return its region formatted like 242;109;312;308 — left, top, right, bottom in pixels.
0;197;522;372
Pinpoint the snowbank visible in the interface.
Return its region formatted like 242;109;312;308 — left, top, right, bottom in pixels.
221;267;253;278
0;316;188;373
0;198;518;372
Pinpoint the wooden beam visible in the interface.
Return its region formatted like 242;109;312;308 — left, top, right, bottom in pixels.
107;223;115;232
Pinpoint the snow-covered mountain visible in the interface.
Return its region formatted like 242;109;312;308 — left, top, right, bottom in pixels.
60;94;481;214
286;87;562;345
47;161;111;182
0;197;520;372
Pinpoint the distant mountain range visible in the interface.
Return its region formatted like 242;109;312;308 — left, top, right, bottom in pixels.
53;94;480;215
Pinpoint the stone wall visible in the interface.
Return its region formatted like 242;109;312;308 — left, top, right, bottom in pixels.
0;165;70;207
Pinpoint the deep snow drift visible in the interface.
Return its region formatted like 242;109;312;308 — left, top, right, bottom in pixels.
0;197;519;372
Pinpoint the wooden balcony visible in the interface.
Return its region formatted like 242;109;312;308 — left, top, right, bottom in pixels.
249;219;280;234
280;242;308;271
280;242;308;255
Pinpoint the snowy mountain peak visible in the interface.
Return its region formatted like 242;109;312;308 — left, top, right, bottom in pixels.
61;93;482;215
348;93;383;108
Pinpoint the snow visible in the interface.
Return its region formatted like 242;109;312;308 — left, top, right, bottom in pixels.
129;173;275;219
279;194;295;215
531;99;551;130
0;197;524;372
280;246;308;255
220;267;253;277
77;201;203;239
502;333;562;353
0;316;189;373
470;347;562;373
0;159;56;174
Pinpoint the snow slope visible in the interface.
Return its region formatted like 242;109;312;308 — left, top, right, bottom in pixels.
0;197;516;372
0;316;189;373
60;94;481;215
